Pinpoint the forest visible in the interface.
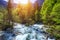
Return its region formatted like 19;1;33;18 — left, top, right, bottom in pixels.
0;0;60;40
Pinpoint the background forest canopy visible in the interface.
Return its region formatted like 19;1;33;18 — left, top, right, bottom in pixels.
0;0;60;25
0;0;42;25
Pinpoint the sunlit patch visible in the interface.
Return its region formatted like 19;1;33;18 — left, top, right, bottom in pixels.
30;0;36;3
4;0;36;4
14;0;28;4
4;0;8;2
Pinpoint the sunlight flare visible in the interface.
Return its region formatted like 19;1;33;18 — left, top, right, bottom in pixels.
4;0;36;4
14;0;28;4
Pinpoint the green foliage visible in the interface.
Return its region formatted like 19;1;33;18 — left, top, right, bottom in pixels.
40;0;56;24
0;6;7;24
47;25;60;39
50;3;60;24
40;0;60;39
12;8;21;23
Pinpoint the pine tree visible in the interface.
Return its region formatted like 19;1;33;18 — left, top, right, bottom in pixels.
34;1;40;23
7;0;13;26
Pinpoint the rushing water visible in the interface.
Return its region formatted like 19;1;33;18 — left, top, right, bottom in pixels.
0;23;55;40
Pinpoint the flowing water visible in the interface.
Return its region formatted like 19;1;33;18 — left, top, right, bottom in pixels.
0;23;55;40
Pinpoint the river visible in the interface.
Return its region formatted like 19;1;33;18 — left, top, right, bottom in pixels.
0;23;55;40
